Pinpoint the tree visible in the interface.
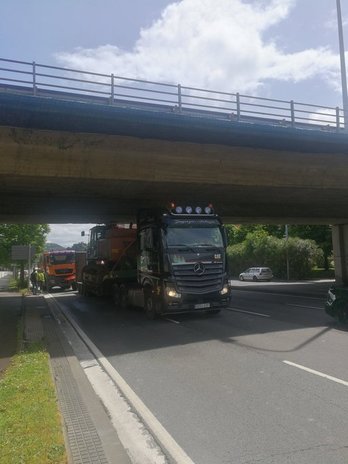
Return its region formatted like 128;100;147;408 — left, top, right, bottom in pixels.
225;224;333;272
45;242;64;251
0;224;50;286
70;242;87;251
225;224;285;246
288;225;332;270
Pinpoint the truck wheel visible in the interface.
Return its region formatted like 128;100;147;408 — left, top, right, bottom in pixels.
336;303;348;324
112;285;128;309
144;293;158;320
119;285;129;310
112;284;121;307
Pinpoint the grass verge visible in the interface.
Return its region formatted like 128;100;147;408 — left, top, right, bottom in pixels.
0;341;67;464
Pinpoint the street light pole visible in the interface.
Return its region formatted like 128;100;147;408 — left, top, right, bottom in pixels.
336;0;348;130
285;224;290;281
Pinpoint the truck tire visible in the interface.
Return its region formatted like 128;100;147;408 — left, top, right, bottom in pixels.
208;309;221;315
81;283;91;297
336;302;348;324
144;293;159;320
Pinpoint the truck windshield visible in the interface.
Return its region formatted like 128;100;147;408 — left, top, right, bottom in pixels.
49;253;75;265
165;227;223;248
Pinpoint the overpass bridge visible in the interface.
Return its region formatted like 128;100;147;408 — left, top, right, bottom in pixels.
1;58;348;283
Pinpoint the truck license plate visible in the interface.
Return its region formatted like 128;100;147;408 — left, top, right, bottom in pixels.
195;303;211;309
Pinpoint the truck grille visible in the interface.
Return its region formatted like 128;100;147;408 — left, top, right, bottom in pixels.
172;262;224;294
55;268;73;275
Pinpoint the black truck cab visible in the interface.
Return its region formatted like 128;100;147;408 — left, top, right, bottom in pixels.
136;205;231;318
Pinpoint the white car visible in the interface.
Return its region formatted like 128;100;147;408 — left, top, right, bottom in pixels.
239;267;273;282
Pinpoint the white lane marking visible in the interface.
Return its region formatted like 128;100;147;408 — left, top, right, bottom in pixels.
164;318;180;324
287;304;323;310
283;360;348;387
47;295;195;464
227;307;270;318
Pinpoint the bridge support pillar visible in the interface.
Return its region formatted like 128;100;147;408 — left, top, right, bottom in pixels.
332;224;348;286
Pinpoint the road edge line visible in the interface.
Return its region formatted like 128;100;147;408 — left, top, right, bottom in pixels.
49;295;195;464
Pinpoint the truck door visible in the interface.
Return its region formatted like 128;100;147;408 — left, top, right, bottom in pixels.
139;227;160;277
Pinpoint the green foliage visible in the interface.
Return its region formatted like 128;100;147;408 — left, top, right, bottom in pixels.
225;224;262;246
0;342;66;464
45;242;64;251
227;231;323;280
70;242;87;251
0;224;50;266
288;225;332;270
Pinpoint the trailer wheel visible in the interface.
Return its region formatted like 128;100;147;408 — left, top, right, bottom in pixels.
112;284;120;307
81;283;91;297
144;293;158;320
111;284;126;308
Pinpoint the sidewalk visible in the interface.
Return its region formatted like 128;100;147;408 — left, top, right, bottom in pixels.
0;291;132;464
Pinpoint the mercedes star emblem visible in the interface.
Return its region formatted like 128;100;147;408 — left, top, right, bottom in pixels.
194;262;205;275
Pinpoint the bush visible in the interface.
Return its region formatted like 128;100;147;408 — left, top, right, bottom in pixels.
227;231;323;280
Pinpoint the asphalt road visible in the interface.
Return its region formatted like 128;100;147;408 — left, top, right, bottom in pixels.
53;281;348;464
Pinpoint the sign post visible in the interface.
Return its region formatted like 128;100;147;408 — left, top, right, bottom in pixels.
11;245;36;290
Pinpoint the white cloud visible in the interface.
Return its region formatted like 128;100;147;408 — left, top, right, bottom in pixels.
47;224;93;248
55;0;341;97
325;7;348;30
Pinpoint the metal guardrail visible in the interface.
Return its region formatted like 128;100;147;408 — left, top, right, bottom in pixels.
0;57;344;131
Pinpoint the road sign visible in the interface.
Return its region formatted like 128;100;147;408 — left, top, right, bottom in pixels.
11;245;36;260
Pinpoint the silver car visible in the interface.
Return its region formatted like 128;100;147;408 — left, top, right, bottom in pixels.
239;267;273;282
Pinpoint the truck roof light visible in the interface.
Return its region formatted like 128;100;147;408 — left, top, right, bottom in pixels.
170;204;214;215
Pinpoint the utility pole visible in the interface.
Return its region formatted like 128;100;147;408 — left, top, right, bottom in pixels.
336;0;348;130
285;225;290;281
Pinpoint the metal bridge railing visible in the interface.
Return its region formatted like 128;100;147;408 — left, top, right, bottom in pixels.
0;57;344;131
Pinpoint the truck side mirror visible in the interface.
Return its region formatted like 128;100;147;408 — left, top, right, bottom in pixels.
222;228;228;247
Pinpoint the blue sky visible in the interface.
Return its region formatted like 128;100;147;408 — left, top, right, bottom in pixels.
1;0;347;246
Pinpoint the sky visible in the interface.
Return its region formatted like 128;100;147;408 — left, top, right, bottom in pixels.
2;0;348;247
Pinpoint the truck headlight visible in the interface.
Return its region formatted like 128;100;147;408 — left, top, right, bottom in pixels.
220;285;229;295
166;287;181;298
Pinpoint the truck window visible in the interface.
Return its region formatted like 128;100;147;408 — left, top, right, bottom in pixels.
140;228;157;251
165;227;223;248
49;253;75;265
